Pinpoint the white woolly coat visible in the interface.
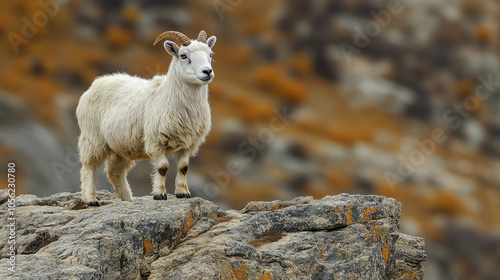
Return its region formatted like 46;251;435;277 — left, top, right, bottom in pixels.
76;64;211;164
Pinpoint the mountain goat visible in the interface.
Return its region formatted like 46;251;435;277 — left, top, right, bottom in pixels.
76;30;216;206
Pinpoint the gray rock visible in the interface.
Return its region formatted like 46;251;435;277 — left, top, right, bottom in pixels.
0;192;425;279
394;233;426;279
241;196;315;213
0;189;9;206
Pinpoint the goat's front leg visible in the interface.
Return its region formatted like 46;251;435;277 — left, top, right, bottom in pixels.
174;151;191;198
150;154;169;200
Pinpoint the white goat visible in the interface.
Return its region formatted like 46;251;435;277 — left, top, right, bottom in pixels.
76;30;216;206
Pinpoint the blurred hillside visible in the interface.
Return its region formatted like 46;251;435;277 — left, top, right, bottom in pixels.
1;0;499;279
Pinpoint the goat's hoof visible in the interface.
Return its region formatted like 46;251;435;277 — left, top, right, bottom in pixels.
176;193;192;198
87;201;100;207
153;194;168;200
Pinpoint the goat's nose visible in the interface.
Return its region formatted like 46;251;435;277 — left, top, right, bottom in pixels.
202;68;213;75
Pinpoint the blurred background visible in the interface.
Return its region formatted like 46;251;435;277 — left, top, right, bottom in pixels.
1;0;499;279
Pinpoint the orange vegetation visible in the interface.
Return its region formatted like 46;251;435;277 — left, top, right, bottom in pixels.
299;120;374;146
227;46;253;65
226;182;278;209
105;25;133;49
288;53;314;77
256;65;308;104
426;191;466;216
475;24;495;43
121;5;141;25
323;171;353;192
305;184;338;199
241;18;269;36
229;91;275;122
456;78;476;97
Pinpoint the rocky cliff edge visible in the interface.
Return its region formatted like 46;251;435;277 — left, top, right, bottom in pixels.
0;191;426;279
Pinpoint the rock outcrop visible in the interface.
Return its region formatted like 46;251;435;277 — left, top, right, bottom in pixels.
0;191;426;279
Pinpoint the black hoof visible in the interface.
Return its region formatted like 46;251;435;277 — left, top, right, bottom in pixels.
176;193;192;198
153;194;168;200
87;201;100;207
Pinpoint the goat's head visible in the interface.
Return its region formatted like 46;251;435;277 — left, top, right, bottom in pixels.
154;30;216;85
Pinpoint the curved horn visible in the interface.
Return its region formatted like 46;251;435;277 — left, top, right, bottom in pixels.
197;30;207;43
153;31;191;46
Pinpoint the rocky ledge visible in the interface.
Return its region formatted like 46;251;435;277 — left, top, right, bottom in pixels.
0;191;426;279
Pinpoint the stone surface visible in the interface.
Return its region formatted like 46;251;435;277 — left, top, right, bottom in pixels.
0;191;426;279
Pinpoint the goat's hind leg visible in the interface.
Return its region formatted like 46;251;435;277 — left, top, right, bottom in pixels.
106;153;134;202
80;164;99;206
78;134;109;206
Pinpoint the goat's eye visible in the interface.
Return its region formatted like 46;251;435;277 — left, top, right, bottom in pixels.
180;55;187;59
210;53;213;57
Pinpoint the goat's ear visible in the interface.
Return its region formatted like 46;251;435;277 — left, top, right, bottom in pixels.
207;36;216;49
164;40;179;57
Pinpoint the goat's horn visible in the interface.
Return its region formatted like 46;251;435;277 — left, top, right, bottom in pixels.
153;31;191;46
197;30;207;43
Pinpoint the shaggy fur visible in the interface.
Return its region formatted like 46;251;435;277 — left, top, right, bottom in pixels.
76;35;216;205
